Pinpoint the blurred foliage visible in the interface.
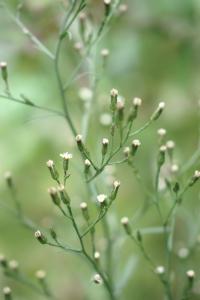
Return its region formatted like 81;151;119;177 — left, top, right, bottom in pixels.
0;0;200;299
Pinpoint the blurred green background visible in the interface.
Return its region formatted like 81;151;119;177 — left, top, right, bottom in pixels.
0;0;200;299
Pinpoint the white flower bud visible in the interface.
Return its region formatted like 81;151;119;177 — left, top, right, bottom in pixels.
36;270;46;279
100;113;112;126
186;270;195;279
155;266;165;275
110;88;118;97
101;48;109;57
132;139;141;147
160;145;167;152
94;251;100;260
3;287;11;295
133;97;142;107
93;273;102;284
80;202;87;210
157;128;166;136
194;170;200;178
171;164;179;173
102;138;109;145
85;159;91;167
9;260;19;270
121;216;129;225
76;134;83;142
46;160;54;168
166;140;175;149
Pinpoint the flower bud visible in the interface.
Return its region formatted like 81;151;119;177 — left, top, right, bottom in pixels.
0;254;7;268
102;138;109;156
189;170;200;187
155;266;165;275
46;160;59;182
0;62;8;82
157;145;166;166
123;147;130;158
97;194;107;207
36;270;46;280
104;0;111;16
116;100;124;123
151;102;165;121
93;273;102;284
80;202;90;221
94;251;100;261
9;260;19;271
101;48;109;58
76;134;84;152
84;159;91;174
4;172;13;189
110;180;120;201
186;270;195;281
110;88;118;111
58;185;70;204
34;230;47;244
157;128;166;137
121;217;132;235
60;152;73;174
48;187;60;206
131;139;141;156
3;287;12;300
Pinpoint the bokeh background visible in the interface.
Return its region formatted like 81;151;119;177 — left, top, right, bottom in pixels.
0;0;200;299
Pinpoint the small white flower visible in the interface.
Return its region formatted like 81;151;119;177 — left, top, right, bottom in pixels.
157;128;166;136
102;138;109;145
186;270;195;278
133;97;142;107
158;102;165;110
160;145;167;152
46;160;54;168
194;170;200;178
36;270;46;279
35;230;42;238
166;140;175;149
80;202;87;210
155;266;165;274
121;216;129;225
113;180;120;188
9;260;19;270
124;147;130;156
171;164;179;173
94;251;100;260
101;48;109;57
178;247;189;259
76;134;83;142
110;88;118;97
85;159;91;167
104;0;111;5
3;287;11;295
60;152;73;160
97;194;107;204
0;62;7;68
132;139;141;147
93;273;102;284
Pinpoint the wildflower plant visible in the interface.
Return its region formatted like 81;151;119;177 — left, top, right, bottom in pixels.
0;1;200;300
